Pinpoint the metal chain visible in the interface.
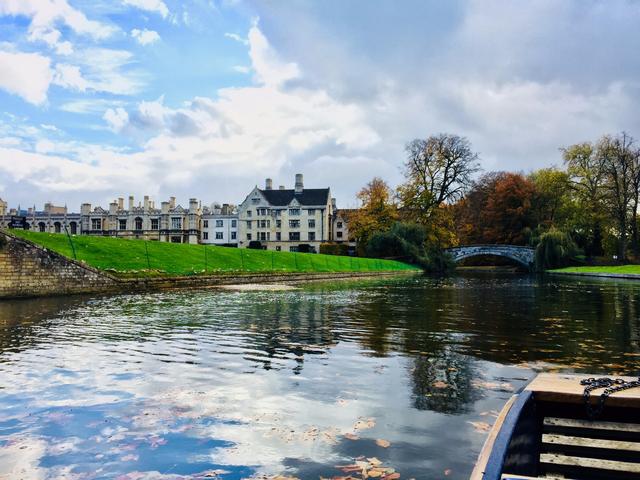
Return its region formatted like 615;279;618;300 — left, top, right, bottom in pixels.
580;376;640;419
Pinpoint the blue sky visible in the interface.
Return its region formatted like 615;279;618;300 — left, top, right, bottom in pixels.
1;0;639;210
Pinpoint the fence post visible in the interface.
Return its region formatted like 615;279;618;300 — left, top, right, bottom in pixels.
144;241;151;270
64;225;77;260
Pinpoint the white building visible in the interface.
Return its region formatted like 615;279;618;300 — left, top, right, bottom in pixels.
0;202;82;234
201;204;238;246
238;174;333;252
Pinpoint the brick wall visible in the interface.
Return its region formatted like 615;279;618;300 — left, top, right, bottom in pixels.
0;232;118;298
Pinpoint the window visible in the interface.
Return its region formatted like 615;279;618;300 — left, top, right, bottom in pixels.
231;231;237;240
252;197;260;204
308;232;316;241
246;210;252;217
276;246;281;251
135;217;143;230
246;220;252;228
289;208;300;216
119;219;127;230
289;232;300;241
337;231;343;238
231;220;237;228
69;222;77;235
247;233;252;240
203;220;209;228
259;220;270;228
274;210;282;217
258;208;269;216
289;246;298;252
216;220;223;227
216;232;223;239
203;232;209;240
91;218;101;230
38;222;46;232
276;220;282;228
260;232;267;241
337;221;343;228
54;222;61;233
308;219;315;228
289;220;300;228
151;219;159;230
171;217;182;229
276;232;281;241
308;209;315;215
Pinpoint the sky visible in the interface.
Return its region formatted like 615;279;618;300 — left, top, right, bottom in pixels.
0;0;639;211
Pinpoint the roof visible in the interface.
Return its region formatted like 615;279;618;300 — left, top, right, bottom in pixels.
335;208;358;220
258;188;330;207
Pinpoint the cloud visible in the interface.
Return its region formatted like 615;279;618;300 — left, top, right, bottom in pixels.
131;28;161;46
0;50;52;105
224;32;248;45
74;48;147;95
122;0;169;19
232;65;250;74
0;0;115;43
59;99;127;115
52;64;89;91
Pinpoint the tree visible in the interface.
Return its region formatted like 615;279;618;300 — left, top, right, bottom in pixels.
598;133;637;261
562;142;607;257
399;133;480;223
348;177;398;253
529;168;572;228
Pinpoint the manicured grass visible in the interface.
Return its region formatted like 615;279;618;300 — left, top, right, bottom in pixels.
552;265;640;275
7;230;419;277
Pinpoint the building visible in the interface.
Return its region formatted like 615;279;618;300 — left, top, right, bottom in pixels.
0;202;82;234
201;204;238;246
237;174;333;252
81;195;201;244
332;207;357;252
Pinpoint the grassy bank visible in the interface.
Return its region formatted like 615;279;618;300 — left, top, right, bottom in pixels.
551;265;640;276
7;230;418;277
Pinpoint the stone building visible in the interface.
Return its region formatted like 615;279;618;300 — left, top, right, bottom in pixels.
237;174;333;252
201;204;239;246
332;207;357;251
81;195;201;244
0;202;82;234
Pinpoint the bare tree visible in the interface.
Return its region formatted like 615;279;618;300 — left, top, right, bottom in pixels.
399;134;480;221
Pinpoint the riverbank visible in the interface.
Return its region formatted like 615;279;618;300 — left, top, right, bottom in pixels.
0;230;419;298
549;265;640;279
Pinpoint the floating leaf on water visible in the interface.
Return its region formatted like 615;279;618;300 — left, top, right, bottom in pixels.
344;432;360;441
468;421;491;433
353;417;376;430
432;381;448;389
375;438;391;448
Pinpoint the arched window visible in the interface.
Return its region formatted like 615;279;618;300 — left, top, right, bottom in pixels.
38;222;46;232
135;217;143;230
69;222;77;235
54;222;61;233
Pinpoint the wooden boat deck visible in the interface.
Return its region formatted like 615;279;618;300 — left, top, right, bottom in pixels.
472;374;640;480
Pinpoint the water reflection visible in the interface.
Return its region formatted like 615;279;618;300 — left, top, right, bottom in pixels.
0;274;640;479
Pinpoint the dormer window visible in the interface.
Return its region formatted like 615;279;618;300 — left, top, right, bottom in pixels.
289;208;300;216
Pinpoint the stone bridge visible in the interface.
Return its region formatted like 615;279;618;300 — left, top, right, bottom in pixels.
444;244;536;270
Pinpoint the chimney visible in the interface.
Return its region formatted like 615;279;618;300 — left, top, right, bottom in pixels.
81;203;92;215
265;178;273;190
109;201;117;215
161;201;169;214
279;185;285;190
118;197;124;210
170;196;176;209
128;195;134;210
144;195;150;211
331;198;337;208
295;173;304;193
189;198;198;213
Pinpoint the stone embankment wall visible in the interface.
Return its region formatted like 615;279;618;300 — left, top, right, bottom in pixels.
0;232;417;299
0;232;119;298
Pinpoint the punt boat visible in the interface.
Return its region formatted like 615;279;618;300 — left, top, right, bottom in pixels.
471;373;640;480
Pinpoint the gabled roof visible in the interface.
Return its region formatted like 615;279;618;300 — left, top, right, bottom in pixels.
258;188;330;207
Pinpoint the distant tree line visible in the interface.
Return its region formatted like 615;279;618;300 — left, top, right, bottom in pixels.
349;131;640;270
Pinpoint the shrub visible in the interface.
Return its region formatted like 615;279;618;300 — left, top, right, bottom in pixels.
365;222;425;260
535;229;580;270
319;243;349;256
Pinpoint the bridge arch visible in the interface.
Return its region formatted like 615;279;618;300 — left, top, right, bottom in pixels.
444;245;536;270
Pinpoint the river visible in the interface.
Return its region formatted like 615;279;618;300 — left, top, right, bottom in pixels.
1;273;639;479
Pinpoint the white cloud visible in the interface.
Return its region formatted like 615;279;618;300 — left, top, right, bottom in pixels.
0;50;52;105
232;65;250;74
131;28;161;46
59;99;127;114
224;32;248;45
52;64;89;91
122;0;169;19
74;48;147;95
0;0;115;41
103;107;130;132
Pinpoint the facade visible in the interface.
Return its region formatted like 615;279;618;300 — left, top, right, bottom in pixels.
0;202;82;234
201;204;238;246
332;207;357;250
237;174;333;252
81;195;201;244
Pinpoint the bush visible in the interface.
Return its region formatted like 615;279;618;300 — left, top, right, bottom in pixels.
535;230;580;270
365;222;425;260
319;243;350;256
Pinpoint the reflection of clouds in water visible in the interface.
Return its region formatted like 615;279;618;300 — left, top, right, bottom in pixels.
0;435;47;479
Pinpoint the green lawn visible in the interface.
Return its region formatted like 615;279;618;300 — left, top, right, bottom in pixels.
7;230;418;277
552;265;640;275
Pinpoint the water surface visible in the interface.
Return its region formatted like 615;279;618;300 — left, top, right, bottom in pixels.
1;273;639;479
